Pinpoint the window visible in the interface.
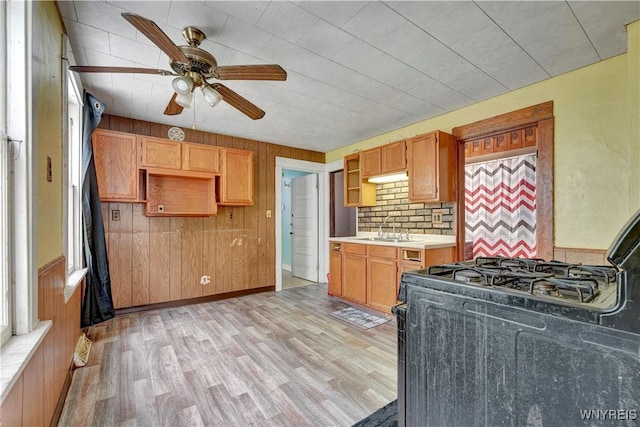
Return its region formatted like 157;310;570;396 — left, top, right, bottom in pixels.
0;0;10;346
65;60;83;277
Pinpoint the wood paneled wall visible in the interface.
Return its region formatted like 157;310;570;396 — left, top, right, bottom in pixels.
0;256;82;427
97;115;325;308
554;247;609;265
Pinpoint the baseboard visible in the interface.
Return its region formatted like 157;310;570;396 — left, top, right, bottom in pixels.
51;362;74;427
114;286;276;315
282;264;291;272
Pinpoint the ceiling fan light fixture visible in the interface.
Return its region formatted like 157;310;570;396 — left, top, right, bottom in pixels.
172;76;194;96
175;92;193;109
202;85;223;107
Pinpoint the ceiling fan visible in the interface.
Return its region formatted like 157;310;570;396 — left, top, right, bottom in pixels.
69;13;287;120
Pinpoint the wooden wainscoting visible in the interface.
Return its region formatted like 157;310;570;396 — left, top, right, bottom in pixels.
553;247;609;265
0;256;82;427
98;114;326;309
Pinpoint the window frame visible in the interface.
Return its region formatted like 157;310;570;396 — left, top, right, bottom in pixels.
62;36;86;292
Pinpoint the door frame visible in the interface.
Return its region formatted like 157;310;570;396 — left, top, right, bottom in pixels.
452;101;554;261
275;157;327;291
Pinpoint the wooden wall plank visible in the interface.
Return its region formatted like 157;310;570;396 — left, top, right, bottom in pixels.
42;330;56;424
22;342;44;427
0;375;23;426
169;218;183;301
149;218;172;303
107;203;134;308
201;215;217;296
257;142;268;287
181;218;204;299
131;204;150;306
99;114;325;302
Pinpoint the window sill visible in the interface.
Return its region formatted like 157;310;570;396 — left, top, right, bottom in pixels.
0;320;52;405
64;267;87;303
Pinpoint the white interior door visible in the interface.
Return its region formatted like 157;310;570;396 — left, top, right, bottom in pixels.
291;174;319;282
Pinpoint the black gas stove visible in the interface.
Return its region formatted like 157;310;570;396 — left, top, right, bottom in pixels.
394;210;640;426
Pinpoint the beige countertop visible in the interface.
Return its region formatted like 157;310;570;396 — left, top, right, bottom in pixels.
329;233;456;250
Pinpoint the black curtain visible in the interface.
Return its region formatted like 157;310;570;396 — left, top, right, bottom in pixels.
80;92;114;327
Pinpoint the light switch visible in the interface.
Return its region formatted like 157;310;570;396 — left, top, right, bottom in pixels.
266;210;272;218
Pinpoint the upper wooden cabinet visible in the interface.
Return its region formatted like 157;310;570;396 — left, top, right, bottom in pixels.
139;136;182;170
344;153;376;207
382;140;406;174
182;142;220;174
218;148;254;206
361;148;382;178
406;130;457;202
92;129;138;202
361;141;407;179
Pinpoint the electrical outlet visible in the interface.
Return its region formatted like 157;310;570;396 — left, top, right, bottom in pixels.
228;211;234;220
46;156;52;182
433;212;443;224
111;209;120;221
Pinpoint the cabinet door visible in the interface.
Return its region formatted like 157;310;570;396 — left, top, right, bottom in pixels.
140;136;182;170
407;132;439;201
342;254;367;304
92;129;138;201
382;141;406;173
329;249;343;296
367;257;398;313
219;148;254;205
182;143;220;173
361;147;382;178
407;131;456;202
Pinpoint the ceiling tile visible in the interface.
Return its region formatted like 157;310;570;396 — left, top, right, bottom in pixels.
424;2;492;47
342;2;407;44
260;37;311;71
298;20;355;58
477;2;599;75
256;2;319;42
216;16;273;57
386;1;465;30
568;1;640;59
449;26;549;89
198;39;237;67
68;44;88;67
74;1;137;39
166;1;229;39
84;48;134;67
57;1;78;21
205;1;270;26
107;1;172;25
63;20;111;55
109;33;161;68
299;1;368;27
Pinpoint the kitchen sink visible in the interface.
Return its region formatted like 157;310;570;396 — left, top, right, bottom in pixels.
356;237;413;243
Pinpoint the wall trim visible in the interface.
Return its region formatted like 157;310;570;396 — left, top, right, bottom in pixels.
114;286;275;315
275;157;328;291
453;101;554;260
37;255;65;276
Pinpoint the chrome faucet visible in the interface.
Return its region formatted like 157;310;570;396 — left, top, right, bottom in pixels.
392;221;397;239
379;214;390;238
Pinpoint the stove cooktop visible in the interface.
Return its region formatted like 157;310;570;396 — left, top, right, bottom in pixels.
412;257;620;310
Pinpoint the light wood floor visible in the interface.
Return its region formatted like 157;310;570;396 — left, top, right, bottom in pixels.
281;270;317;289
58;283;397;427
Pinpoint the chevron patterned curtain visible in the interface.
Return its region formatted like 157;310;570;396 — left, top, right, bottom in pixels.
465;153;537;259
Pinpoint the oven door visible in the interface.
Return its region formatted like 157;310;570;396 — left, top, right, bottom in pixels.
404;283;640;426
392;303;407;427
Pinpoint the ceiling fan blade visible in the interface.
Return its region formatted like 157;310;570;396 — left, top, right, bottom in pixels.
213;65;287;81
164;93;184;116
121;13;189;64
69;66;174;75
212;84;265;120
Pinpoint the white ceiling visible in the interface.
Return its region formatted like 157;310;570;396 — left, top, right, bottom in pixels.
58;1;639;153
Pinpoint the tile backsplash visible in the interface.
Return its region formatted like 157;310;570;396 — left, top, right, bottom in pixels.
358;181;455;235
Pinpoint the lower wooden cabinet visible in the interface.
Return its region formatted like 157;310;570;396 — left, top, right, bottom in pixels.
329;244;343;296
328;242;456;313
367;256;398;312
341;243;367;304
